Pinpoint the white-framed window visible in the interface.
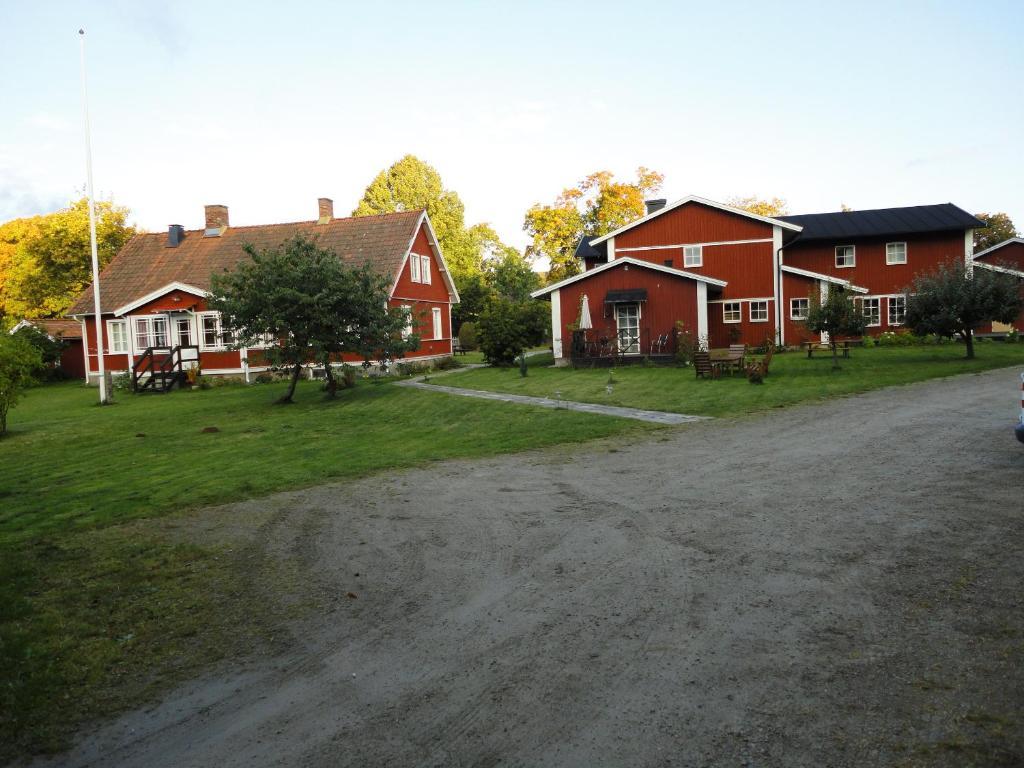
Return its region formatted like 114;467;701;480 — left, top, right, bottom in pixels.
722;302;742;323
420;254;431;284
886;242;907;265
199;313;233;349
107;320;128;353
862;297;881;326
400;305;413;339
888;296;906;326
683;245;703;268
749;300;769;323
175;317;193;347
410;254;421;282
134;316;168;350
835;245;856;268
431;307;443;339
790;298;809;320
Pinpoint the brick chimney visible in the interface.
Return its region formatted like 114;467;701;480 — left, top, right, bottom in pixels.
204;204;229;237
318;197;334;224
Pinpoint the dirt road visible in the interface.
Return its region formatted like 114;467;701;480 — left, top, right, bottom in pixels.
43;368;1024;767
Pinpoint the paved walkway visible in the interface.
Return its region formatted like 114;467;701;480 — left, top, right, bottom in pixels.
396;379;707;425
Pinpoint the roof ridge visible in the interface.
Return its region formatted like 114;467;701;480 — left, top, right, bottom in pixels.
140;208;425;236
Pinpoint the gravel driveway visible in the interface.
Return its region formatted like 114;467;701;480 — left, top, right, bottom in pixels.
44;367;1024;767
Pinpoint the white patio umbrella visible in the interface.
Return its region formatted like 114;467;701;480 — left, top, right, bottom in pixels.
579;294;593;330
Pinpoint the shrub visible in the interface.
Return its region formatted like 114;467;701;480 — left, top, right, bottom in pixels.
458;322;479;351
1006;329;1020;343
0;334;42;435
477;296;547;366
433;356;461;371
254;371;274;384
674;321;696;366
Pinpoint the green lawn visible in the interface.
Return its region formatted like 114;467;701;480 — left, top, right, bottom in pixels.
0;378;647;759
440;343;1024;417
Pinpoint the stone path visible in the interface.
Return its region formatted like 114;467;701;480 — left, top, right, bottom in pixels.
396;379;707;425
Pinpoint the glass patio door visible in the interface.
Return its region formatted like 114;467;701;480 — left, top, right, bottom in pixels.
615;303;640;354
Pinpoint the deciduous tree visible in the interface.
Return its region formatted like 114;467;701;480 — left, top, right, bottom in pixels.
209;235;418;403
726;196;789;217
903;259;1022;359
802;287;867;369
973;212;1018;252
524;168;664;282
477;295;548;366
0;333;42;436
0;197;135;320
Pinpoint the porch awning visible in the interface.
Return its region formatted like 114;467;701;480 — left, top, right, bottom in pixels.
604;289;647;303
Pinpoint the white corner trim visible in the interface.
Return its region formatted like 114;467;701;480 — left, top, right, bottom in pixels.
773;225;783;345
696;282;708;340
550;289;562;358
531;256;727;298
588;194;802;247
607;236;616;262
112;282;208;317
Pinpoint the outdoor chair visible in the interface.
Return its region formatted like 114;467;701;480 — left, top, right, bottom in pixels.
650;333;670;355
694;351;720;379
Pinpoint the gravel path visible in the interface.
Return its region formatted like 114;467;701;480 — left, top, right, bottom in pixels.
41;367;1024;768
396;379;708;424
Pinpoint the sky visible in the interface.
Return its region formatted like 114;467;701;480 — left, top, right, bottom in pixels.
2;0;1022;261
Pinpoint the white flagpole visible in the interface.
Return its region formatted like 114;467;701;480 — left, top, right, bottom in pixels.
79;29;108;404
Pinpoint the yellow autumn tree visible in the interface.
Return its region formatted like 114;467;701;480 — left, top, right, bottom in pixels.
524;167;664;282
725;195;789;217
0;197;136;325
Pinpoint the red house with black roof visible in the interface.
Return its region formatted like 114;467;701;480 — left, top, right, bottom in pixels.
68;199;459;384
535;196;984;363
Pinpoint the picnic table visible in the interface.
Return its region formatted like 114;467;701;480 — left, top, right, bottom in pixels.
801;340;861;358
709;345;747;374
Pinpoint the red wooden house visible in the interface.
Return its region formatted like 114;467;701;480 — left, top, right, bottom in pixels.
534;196;984;363
972;238;1024;334
68;199;459;384
9;318;86;379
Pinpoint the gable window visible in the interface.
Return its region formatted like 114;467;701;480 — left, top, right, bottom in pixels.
432;307;443;339
410;254;421;282
722;302;742;323
790;298;809;320
749;300;769;323
421;254;431;284
835;245;856;268
200;313;233;349
886;242;907;265
134;316;168;350
683;245;703;268
107;320;128;353
862;298;881;326
888;296;906;326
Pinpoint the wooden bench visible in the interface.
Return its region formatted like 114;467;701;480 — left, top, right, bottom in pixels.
452;338;467;355
802;341;854;359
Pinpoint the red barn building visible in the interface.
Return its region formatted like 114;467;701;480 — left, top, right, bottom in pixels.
68;200;459;384
972;238;1024;334
535;196;984;363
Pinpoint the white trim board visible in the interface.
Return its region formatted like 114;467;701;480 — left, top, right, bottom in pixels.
973;261;1024;279
972;237;1024;261
112;282;208;317
780;265;869;293
531;256;727;299
588;195;802;247
616;238;773;253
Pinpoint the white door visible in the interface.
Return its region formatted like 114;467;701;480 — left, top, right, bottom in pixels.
615;303;640;354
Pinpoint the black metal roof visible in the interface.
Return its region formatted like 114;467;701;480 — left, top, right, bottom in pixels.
573;236;606;260
778;204;985;242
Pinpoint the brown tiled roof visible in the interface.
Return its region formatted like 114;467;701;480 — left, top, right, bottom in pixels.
69;210;426;315
21;319;83;339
